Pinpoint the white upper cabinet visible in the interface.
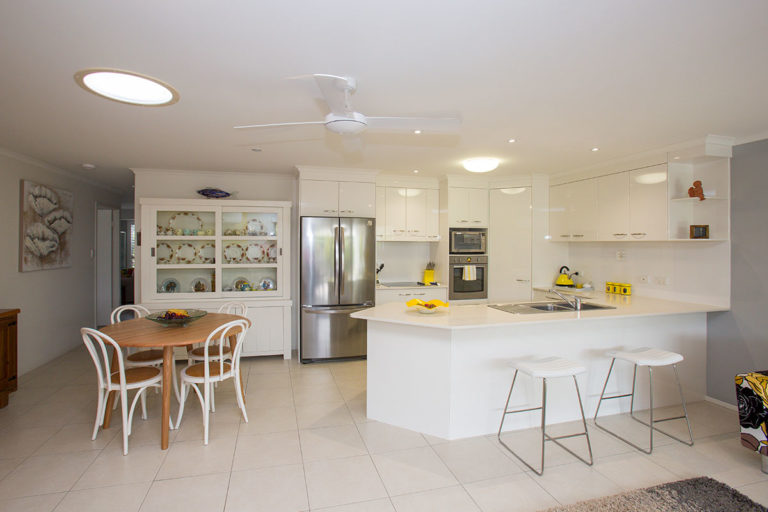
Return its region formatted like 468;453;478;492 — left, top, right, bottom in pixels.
380;187;438;241
549;181;597;241
338;181;376;217
629;164;668;240
549;183;570;240
300;180;375;217
449;187;488;227
597;173;630;240
375;187;386;239
489;188;532;302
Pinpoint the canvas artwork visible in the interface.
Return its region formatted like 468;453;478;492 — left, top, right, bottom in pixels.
20;180;74;271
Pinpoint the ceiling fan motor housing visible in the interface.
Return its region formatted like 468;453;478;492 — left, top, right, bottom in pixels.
324;112;368;134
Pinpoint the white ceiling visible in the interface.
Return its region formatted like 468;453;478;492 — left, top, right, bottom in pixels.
1;1;767;194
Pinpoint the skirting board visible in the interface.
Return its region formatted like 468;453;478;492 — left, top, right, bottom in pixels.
705;395;738;411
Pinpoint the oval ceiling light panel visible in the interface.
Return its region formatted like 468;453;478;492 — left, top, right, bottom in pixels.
462;157;499;173
633;172;667;185
500;187;526;195
74;68;179;106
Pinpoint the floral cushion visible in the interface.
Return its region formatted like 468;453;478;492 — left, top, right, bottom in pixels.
736;371;768;455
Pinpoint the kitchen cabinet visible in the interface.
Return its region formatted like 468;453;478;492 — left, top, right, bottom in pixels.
0;309;19;408
240;305;291;356
597;173;630;240
549;180;598;241
300;180;375;218
381;187;439;241
629;164;668;240
375;187;386;239
489;188;532;302
448;187;488;227
375;287;448;304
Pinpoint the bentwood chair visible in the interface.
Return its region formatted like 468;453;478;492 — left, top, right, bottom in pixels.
81;327;162;455
176;319;249;444
111;305;180;402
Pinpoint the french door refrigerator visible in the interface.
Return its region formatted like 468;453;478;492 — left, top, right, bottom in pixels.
300;217;375;362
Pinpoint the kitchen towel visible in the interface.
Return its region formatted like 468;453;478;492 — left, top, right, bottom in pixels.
462;265;477;281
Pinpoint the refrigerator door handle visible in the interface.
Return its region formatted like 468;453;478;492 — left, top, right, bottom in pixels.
302;306;371;315
333;225;340;299
339;226;345;297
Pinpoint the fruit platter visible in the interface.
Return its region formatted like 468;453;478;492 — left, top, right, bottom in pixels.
405;299;449;314
147;308;207;326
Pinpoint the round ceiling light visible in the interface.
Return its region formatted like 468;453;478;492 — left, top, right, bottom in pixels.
74;68;179;106
462;157;499;173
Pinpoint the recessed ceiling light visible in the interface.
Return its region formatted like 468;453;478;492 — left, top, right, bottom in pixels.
251;148;262;152
413;130;422;135
462;157;499;173
413;169;419;173
81;163;95;170
673;156;680;160
591;147;599;152
74;68;179;106
508;138;516;143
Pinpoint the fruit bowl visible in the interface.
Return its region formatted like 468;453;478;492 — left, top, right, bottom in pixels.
406;299;449;314
146;309;207;327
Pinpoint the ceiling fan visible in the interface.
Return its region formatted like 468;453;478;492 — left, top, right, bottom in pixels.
234;74;461;136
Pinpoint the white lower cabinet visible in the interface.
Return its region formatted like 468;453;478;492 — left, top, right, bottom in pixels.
240;304;292;357
375;287;448;304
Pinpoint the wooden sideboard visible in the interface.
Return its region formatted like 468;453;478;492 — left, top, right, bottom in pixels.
0;309;19;408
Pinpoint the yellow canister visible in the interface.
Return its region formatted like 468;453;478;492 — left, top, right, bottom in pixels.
605;282;614;294
620;283;632;295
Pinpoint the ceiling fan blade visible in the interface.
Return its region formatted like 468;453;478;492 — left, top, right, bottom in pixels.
233;121;325;130
313;74;354;116
366;116;461;134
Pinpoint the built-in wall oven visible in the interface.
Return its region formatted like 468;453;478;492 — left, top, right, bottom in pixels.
449;228;487;254
449;255;488;300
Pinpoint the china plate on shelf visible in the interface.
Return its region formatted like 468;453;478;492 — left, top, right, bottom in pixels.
245;244;265;263
191;277;210;293
168;212;204;232
258;277;276;291
267;245;277;262
159;278;180;293
246;218;265;236
199;242;215;264
175;243;197;264
224;243;245;264
156;242;174;264
232;276;251;291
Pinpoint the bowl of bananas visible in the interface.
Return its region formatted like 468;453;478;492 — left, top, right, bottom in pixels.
146;308;207;327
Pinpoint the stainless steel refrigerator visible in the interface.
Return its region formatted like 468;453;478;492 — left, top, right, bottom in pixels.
300;217;375;362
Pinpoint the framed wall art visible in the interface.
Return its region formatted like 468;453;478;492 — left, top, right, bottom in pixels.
20;180;74;271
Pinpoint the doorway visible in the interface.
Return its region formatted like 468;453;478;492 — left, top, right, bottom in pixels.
94;204;120;327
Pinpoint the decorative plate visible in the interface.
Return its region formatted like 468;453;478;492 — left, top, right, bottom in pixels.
147;309;207;326
224;243;245;264
175;243;197;264
191;277;210;293
232;277;251;291
197;187;231;199
267;245;278;262
156;242;174;264
168;212;204;232
245;243;265;263
246;219;265;236
159;278;180;293
258;278;276;291
198;242;215;264
406;299;449;314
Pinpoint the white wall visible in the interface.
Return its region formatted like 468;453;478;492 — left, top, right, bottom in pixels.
376;242;439;283
0;149;121;374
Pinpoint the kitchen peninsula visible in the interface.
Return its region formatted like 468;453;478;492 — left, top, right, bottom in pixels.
352;294;726;440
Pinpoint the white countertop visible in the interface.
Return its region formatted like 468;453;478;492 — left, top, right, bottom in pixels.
351;293;727;330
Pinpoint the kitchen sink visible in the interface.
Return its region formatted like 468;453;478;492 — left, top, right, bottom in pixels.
489;301;616;315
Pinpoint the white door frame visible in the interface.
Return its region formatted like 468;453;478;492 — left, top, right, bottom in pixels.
94;202;120;327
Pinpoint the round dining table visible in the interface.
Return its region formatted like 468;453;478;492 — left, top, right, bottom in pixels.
99;312;249;450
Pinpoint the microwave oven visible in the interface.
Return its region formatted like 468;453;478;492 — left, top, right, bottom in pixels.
449;228;487;254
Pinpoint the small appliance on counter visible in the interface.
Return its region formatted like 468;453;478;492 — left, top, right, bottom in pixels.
554;266;578;287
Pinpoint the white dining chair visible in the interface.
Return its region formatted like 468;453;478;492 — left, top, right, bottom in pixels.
81;327;162;455
186;302;248;410
111;305;180;402
175;319;249;444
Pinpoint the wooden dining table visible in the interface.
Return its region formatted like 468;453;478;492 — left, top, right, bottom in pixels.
99;312;249;449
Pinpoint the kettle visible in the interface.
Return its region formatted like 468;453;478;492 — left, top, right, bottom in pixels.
555;266;575;287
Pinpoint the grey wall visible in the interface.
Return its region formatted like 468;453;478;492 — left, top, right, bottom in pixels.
707;138;768;403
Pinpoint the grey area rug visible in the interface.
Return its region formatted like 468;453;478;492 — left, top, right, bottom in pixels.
541;477;765;511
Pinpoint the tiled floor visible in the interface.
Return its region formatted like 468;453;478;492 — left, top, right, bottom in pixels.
1;347;767;512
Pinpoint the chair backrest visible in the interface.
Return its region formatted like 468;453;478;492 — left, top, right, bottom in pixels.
201;319;249;380
110;305;150;324
81;327;127;390
217;302;248;316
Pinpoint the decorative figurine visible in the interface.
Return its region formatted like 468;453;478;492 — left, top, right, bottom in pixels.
688;180;705;201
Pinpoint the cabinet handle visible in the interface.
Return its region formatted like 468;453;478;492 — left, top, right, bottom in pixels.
559;234;571;238
472;220;481;223
428;235;439;238
572;234;584;238
398;293;412;296
515;279;530;282
631;232;647;237
151;247;155;257
613;233;627;237
323;209;338;213
413;293;426;296
459;220;469;223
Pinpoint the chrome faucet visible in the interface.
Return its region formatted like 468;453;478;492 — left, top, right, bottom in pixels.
548;288;582;311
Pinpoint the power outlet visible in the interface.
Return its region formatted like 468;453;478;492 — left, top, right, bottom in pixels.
638;275;649;284
654;276;671;286
615;251;626;261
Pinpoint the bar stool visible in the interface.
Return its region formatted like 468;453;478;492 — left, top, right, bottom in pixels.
593;347;694;454
497;357;593;475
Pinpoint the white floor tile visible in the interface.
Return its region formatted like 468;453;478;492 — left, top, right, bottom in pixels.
532;462;623;505
34;423;117;456
237;406;297;435
0;425;61;459
231;430;302;471
53;482;150;512
390;485;481;512
356;422;428;455
432;437;523;484
73;444;167;490
139;472;229;512
156;437;236;480
738;479;768;507
313;498;394;512
0;493;65;512
464;472;559;512
299;424;368;462
0;451;99;499
592;452;678;490
371;446;458;496
305;455;388;510
296;401;354;429
225;464;308;512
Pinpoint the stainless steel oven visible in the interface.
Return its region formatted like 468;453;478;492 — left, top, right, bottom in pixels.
449;228;487;254
449;255;488;300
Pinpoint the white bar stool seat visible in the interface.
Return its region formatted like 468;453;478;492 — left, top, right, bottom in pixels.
497;357;593;476
594;347;693;454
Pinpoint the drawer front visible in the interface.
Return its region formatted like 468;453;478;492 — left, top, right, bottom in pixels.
375;287;448;305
